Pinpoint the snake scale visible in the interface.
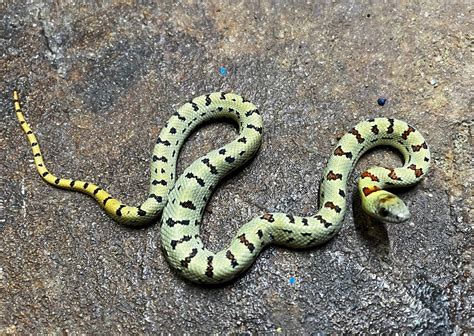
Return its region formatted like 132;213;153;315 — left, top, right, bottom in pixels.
14;90;430;284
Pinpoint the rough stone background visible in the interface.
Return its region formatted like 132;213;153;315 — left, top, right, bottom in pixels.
1;1;472;334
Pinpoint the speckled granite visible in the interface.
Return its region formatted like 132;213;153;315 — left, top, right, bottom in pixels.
1;1;472;334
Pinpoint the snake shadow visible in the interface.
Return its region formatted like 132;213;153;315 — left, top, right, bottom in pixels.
351;188;390;257
351;185;417;257
349;144;415;257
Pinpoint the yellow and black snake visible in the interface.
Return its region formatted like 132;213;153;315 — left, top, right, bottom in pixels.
14;90;430;284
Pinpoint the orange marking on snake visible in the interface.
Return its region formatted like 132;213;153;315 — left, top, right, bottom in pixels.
361;171;379;182
362;186;381;196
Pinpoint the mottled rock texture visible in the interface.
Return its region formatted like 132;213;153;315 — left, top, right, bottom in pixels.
1;1;472;334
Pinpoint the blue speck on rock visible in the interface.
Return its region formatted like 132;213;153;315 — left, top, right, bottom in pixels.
377;97;387;106
289;277;296;284
219;66;228;76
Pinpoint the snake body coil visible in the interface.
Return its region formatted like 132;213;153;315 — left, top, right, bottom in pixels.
14;91;430;284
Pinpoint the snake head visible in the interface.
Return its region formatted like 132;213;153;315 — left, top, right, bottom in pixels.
362;190;410;223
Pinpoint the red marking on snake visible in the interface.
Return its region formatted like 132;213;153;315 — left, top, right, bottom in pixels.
402;126;416;140
363;186;381;196
371;125;379;134
387;119;395;133
387;168;402;181
238;234;255;253
334;145;353;159
327;170;343;180
349;128;364;143
361;171;379;182
411;142;428;152
334;146;346;156
324;201;341;213
261;213;275;222
408;164;423;177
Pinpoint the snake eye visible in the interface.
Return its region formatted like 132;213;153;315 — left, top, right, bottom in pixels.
378;207;389;217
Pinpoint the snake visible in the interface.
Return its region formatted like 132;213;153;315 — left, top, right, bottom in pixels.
13;90;430;284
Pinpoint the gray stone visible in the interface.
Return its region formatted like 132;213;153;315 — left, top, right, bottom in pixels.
1;1;471;334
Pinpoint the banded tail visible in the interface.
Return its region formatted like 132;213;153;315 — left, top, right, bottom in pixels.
13;90;158;225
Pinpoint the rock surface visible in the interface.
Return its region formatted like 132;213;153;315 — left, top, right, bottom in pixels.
1;2;472;334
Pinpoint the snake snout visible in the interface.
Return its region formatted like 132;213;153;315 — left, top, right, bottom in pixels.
390;206;410;223
376;195;410;223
